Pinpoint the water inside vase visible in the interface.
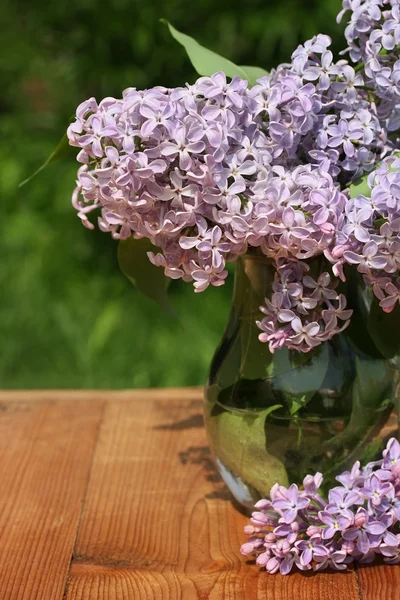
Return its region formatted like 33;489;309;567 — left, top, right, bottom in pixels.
205;338;397;504
204;256;399;507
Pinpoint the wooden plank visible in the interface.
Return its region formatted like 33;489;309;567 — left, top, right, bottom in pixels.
0;388;202;404
65;395;362;600
0;397;104;600
357;564;400;599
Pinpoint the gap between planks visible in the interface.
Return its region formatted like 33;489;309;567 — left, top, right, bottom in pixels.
354;567;363;600
62;400;107;600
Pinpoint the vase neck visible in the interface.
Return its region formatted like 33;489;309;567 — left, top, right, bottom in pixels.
207;255;274;383
232;256;275;316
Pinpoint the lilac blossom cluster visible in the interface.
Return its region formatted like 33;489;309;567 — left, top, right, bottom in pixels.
339;154;400;312
251;34;388;179
240;437;400;574
67;0;400;354
257;264;353;353
338;0;400;130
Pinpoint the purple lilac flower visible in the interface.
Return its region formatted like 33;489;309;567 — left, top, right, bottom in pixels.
241;437;400;574
360;473;393;507
257;263;352;353
325;487;362;513
319;510;354;539
337;155;400;312
67;0;400;354
342;507;387;553
383;436;400;467
380;535;400;564
303;471;324;495
271;483;310;523
335;461;363;489
314;547;350;571
295;535;328;566
338;0;400;103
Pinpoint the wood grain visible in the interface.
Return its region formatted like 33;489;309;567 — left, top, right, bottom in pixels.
357;564;400;599
0;390;399;599
64;393;362;600
0;388;202;403
0;397;104;600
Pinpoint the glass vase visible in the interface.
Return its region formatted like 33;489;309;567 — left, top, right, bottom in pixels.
204;254;400;509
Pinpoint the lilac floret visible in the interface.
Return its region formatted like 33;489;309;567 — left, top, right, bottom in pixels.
241;437;400;574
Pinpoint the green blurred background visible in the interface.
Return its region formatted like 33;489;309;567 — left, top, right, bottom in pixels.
1;0;345;389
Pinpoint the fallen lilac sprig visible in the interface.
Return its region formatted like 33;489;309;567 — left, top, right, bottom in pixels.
241;437;400;574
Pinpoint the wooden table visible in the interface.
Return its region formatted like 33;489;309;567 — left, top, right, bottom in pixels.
0;389;399;599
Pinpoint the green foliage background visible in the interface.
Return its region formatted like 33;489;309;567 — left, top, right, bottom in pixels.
1;0;344;388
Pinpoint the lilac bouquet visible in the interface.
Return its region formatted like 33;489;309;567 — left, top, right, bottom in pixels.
241;437;400;573
65;0;400;356
24;0;400;534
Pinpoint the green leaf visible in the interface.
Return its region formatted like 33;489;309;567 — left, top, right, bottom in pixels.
239;65;269;82
344;268;384;358
19;132;73;188
374;217;387;229
289;395;307;417
349;151;400;199
117;237;174;315
162;20;267;86
353;356;393;410
321;355;393;464
349;173;371;199
367;296;400;359
269;343;330;396
209;405;289;497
